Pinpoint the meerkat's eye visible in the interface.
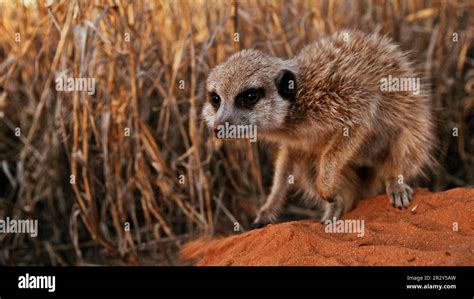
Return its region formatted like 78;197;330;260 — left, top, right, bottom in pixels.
235;88;265;109
209;92;221;109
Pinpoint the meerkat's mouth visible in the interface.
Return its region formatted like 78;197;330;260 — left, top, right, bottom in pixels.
214;137;258;143
215;137;240;141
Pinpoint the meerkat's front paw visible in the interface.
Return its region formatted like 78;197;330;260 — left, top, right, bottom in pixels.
250;222;266;230
386;182;413;209
315;176;336;203
251;205;278;230
319;198;344;224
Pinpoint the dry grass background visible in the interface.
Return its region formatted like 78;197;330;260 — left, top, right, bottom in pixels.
0;0;473;265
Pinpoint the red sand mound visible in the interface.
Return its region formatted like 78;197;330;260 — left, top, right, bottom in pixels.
181;188;474;266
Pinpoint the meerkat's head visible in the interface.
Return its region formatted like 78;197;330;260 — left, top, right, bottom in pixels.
202;49;298;138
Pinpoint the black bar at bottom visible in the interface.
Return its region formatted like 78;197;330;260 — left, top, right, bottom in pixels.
0;266;472;298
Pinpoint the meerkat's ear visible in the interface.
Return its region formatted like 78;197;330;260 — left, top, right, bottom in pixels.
275;69;297;101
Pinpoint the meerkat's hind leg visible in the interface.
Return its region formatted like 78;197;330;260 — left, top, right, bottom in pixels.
385;178;413;209
382;125;433;209
382;146;416;209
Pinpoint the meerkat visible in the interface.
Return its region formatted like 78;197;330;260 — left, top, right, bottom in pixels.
202;30;436;228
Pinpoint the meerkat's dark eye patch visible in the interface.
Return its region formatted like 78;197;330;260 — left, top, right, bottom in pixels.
235;88;265;109
209;92;221;109
275;70;297;101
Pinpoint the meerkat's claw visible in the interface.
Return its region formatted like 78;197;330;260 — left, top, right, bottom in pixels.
252;206;278;229
319;199;344;224
251;214;272;230
387;183;413;209
250;221;267;230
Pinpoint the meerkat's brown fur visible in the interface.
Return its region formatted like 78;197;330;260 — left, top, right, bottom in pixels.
202;30;436;227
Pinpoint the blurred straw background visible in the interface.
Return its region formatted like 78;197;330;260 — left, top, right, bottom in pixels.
0;0;473;265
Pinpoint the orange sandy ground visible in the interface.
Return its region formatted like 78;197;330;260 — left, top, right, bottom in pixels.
181;188;474;266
